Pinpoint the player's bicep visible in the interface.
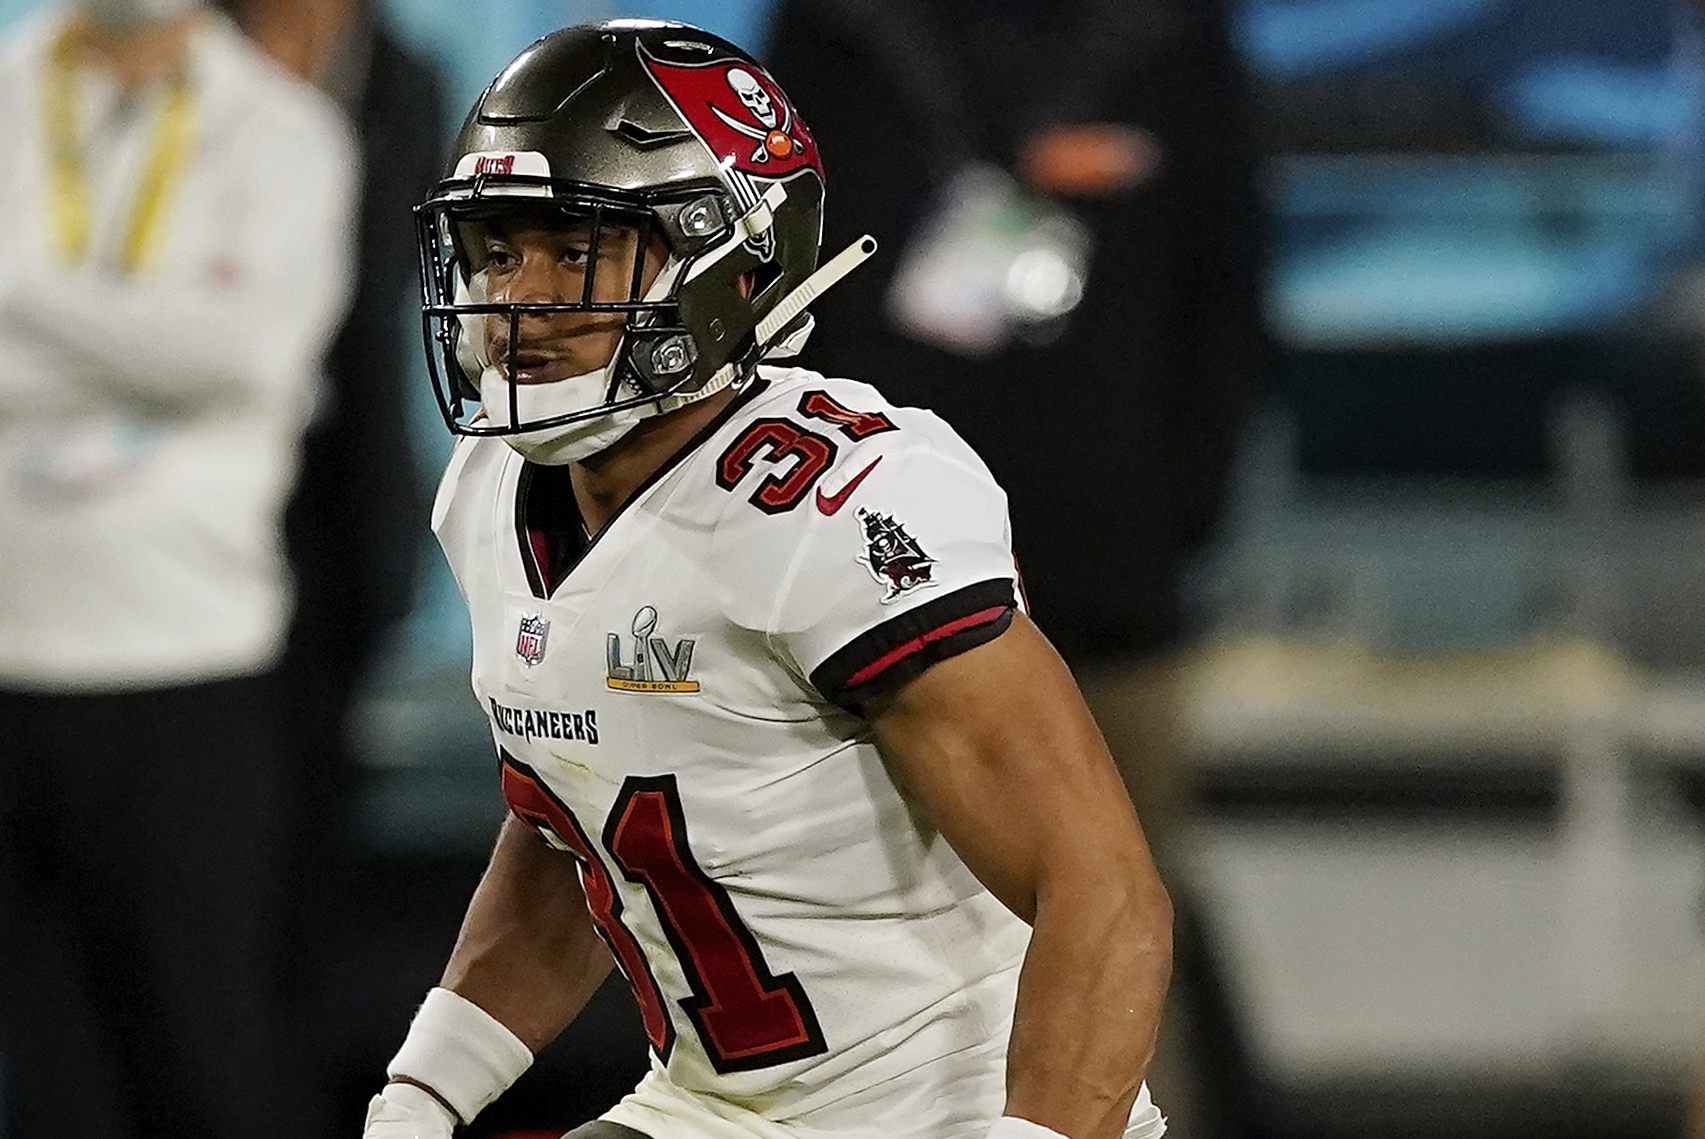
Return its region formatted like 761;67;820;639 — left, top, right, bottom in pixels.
867;611;1147;923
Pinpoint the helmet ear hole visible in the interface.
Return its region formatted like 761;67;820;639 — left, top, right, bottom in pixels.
747;260;783;305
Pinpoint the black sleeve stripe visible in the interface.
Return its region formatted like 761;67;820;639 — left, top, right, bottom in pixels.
810;578;1017;709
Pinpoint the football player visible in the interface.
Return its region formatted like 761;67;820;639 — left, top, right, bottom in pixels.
363;20;1172;1139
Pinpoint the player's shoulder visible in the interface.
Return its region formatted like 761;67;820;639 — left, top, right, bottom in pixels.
704;368;1020;678
698;364;1009;563
731;364;995;478
431;433;507;537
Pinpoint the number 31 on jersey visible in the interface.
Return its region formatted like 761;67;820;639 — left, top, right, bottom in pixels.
501;756;829;1072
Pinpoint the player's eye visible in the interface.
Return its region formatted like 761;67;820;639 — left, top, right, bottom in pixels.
481;241;520;272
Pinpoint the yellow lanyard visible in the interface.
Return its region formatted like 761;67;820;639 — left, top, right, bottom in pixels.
43;30;196;275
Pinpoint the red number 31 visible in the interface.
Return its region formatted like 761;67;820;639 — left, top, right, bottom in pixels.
501;758;828;1072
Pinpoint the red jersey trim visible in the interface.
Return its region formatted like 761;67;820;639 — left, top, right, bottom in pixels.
809;578;1017;710
841;605;1010;691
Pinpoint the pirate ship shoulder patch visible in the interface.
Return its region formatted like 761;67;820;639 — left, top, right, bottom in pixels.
856;506;936;603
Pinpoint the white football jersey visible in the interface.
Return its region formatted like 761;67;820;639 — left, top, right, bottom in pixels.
432;366;1160;1139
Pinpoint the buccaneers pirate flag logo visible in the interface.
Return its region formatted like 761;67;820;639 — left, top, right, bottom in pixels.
639;47;823;181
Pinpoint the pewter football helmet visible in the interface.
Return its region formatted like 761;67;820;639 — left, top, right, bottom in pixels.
417;19;854;461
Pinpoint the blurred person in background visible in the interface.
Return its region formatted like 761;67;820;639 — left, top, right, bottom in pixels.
764;0;1267;1133
361;19;1172;1139
223;0;442;836
217;0;446;1130
0;0;356;1135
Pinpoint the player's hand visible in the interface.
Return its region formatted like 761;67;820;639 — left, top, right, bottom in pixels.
362;1082;457;1139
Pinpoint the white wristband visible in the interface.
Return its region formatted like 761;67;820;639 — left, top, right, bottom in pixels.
386;987;534;1125
987;1118;1071;1139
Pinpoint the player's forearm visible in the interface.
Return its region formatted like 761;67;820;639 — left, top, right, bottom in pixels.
439;815;616;1053
1003;864;1172;1139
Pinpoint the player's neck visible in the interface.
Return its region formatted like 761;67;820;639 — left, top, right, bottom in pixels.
570;387;739;535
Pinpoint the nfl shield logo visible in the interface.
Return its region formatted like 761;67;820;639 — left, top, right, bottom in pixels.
515;614;550;667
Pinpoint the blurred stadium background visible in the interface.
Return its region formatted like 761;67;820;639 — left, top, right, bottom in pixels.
5;0;1705;1136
